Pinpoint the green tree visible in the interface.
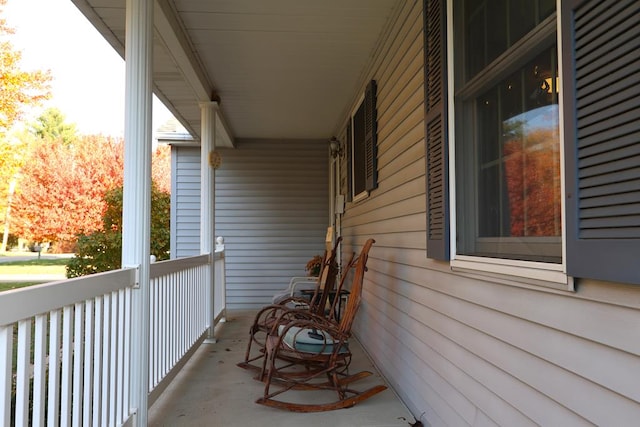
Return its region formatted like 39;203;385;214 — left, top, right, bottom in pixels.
28;107;77;144
66;184;170;278
0;0;51;135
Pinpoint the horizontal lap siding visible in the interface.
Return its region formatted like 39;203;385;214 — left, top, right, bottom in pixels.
171;147;201;258
215;139;329;309
341;1;640;425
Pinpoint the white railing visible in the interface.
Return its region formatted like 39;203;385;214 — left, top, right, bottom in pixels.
147;251;226;405
0;268;136;426
0;248;226;426
213;251;226;325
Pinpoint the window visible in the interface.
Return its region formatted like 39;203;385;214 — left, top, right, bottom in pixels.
454;1;560;263
348;80;378;201
425;0;640;285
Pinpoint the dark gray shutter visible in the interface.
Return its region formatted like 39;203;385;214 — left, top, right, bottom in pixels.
562;0;640;284
424;0;449;260
364;80;378;192
346;121;353;202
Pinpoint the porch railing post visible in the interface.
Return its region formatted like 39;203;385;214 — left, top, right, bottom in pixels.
123;0;153;424
200;101;218;339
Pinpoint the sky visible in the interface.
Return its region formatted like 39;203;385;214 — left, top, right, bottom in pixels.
4;0;173;137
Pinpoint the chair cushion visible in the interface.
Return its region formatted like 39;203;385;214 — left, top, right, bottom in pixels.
278;325;348;355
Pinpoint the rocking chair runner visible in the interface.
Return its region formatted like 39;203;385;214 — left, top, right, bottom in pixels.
256;239;387;412
237;237;344;371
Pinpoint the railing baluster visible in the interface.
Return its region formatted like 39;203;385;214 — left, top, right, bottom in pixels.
83;299;94;426
48;309;62;427
149;277;156;388
101;294;110;427
116;289;125;421
177;271;182;362
60;306;74;427
92;297;103;427
170;274;175;368
160;276;166;379
109;291;118;425
72;303;84;427
15;319;31;426
33;314;48;427
123;287;131;413
0;324;13;426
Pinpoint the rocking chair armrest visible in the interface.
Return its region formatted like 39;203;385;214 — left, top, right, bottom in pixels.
273;296;311;308
270;313;340;339
271;307;330;328
288;276;318;295
251;300;323;335
260;309;325;337
253;296;311;319
251;304;297;332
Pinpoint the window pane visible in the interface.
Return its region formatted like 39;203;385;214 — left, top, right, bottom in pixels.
462;0;556;82
509;0;536;44
352;102;366;196
460;48;561;262
486;0;508;67
538;0;555;21
477;88;502;237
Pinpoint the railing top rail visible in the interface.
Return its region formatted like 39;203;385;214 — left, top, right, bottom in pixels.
150;254;211;279
0;267;136;326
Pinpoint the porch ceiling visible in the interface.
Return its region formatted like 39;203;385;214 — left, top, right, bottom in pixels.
72;0;402;145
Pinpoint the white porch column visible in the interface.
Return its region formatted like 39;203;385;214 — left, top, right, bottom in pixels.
123;0;153;424
200;102;217;339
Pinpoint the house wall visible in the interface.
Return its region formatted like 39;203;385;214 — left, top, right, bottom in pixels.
217;139;330;309
339;1;640;426
172;139;330;310
171;146;201;258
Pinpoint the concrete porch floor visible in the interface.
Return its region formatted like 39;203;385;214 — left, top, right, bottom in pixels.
148;310;415;427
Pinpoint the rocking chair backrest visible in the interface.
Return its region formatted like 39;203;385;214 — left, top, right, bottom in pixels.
338;238;375;335
308;236;342;316
326;251;356;323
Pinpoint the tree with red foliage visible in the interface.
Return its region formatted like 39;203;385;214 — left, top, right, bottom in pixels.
503;127;561;237
152;143;171;193
11;135;124;246
10;133;171;250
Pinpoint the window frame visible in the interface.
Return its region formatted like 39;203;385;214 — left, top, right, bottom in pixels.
350;94;368;202
448;1;572;290
348;80;378;202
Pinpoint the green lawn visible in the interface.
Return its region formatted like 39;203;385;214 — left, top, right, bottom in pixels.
0;282;41;292
0;258;69;266
0;258;68;292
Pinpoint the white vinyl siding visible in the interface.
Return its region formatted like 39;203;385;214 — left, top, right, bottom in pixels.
215;139;329;310
339;1;640;425
171;146;201;258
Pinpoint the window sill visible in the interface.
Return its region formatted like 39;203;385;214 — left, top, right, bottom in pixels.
352;190;370;203
451;255;574;292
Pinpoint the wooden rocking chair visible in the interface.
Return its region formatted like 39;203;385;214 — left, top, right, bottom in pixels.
256;239;387;412
237;237;344;371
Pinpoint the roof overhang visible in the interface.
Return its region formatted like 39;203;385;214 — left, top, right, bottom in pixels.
71;0;402;146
